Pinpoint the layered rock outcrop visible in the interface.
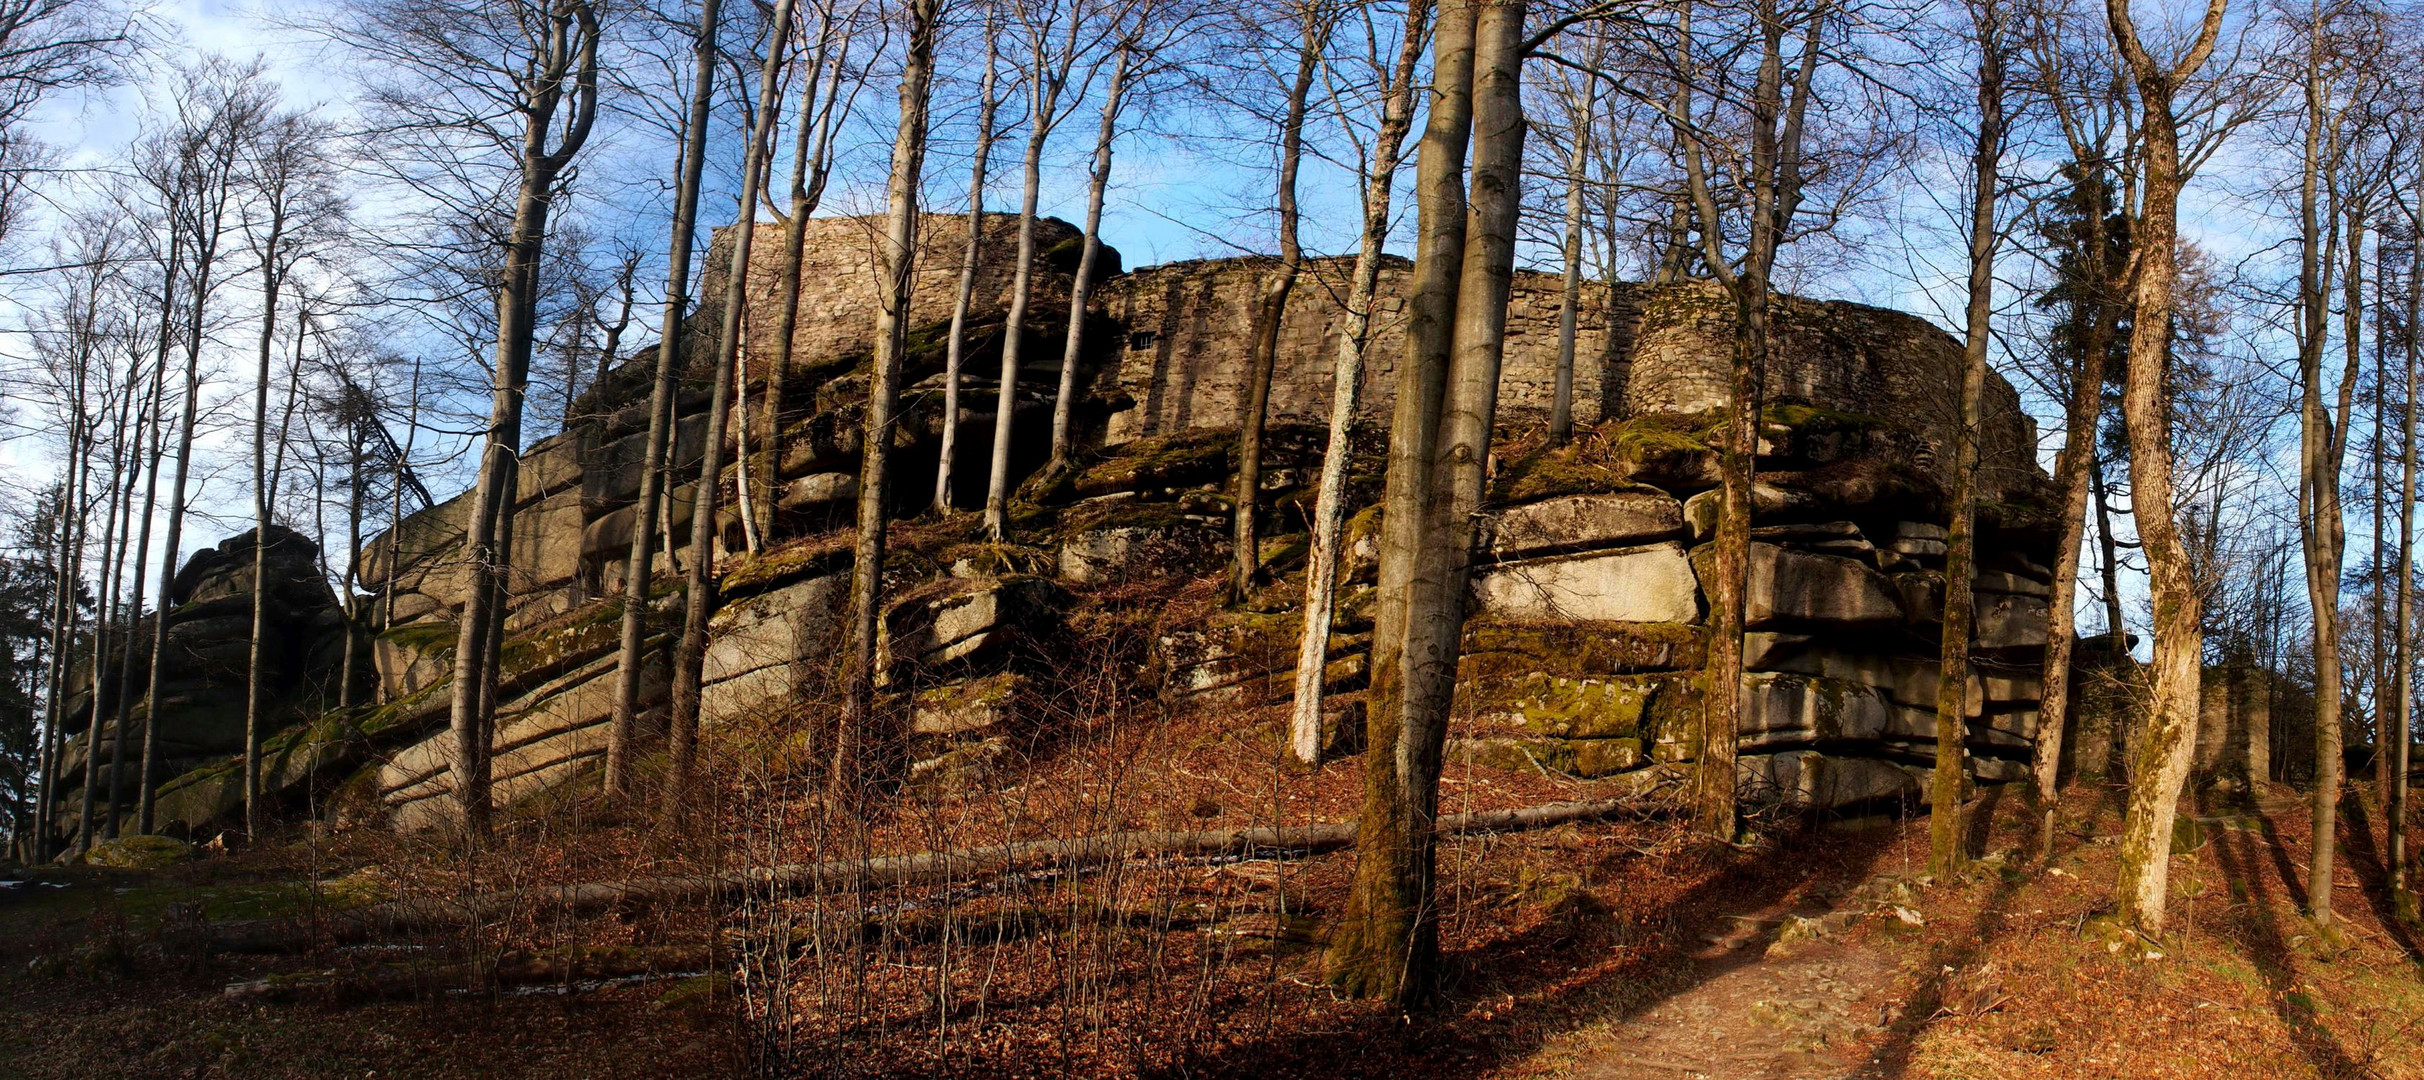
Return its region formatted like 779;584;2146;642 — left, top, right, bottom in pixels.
346;211;2060;830
47;526;361;840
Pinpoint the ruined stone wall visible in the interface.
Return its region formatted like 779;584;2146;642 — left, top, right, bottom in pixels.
1097;256;1628;444
713;212;1083;379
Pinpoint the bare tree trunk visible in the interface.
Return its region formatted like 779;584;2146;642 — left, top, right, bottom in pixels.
1329;0;1524;1007
758;7;854;538
981;27;1075;541
2105;0;2225;939
1933;0;2004;880
1548;64;1594;448
606;0;719;799
1677;0;1825;843
935;14;1002;515
2395;170;2418;921
664;0;799;815
1290;0;1428;765
81;355;135;843
443;2;600;839
2295;42;2358;928
2034;167;2118;850
244;196;289;841
832;0;940;796
41;385;85;851
105;305;173;841
141;140;246;835
340;401;366;710
1045;47;1131;473
1232;16;1322;601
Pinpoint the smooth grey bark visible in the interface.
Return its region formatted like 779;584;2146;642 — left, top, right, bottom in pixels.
243;181;290;840
664;0;799;814
832;0;940;795
982;9;1085;540
442;1;602;839
1548;61;1595;447
1232;12;1322;601
935;10;1002;515
1046;45;1132;472
605;0;720;799
1288;0;1428;766
2292;26;2358;928
1330;0;1526;1007
2394;163;2418;923
755;4;856;540
1675;0;1826;843
140;104;251;835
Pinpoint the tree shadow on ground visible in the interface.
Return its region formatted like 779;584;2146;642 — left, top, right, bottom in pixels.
1851;784;2036;1078
2208;787;2367;1076
2329;786;2423;964
1135;804;1915;1079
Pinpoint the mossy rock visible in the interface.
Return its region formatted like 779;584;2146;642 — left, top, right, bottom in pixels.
1458;621;1705;680
1461;672;1666;740
655;971;731;1011
1070;428;1238;499
80;834;194;869
1454;736;1645;779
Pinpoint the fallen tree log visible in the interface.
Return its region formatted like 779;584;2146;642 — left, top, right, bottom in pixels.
207;766;1686;954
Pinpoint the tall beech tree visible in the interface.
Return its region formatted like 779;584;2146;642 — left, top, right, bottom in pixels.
607;0;723;799
2394;158;2419;923
2287;0;2374;930
833;0;942;795
753;0;863;540
2103;0;2225;939
138;64;267;834
1672;0;1833;842
1930;0;2006;881
935;4;1004;514
351;0;607;839
1327;0;1525;1006
2020;0;2131;849
1232;0;1330;600
982;0;1112;540
666;0;803;814
1289;0;1429;765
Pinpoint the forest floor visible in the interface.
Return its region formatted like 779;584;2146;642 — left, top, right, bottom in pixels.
1;740;2420;1078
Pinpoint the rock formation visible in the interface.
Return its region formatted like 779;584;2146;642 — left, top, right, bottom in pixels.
105;211;2065;836
48;525;359;840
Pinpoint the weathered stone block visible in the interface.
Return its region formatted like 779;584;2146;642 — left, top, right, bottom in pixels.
913;673;1026;735
778;471;859;511
882;575;1065;672
1682;484;1820;541
1974;592;2049;650
1488;491;1684;559
1740;672;1898;745
1058;518;1231;584
1741;632;1980;714
1458;620;1704;679
1452;735;1646;779
1471;542;1700;624
1696;543;1902;628
701;573;845;718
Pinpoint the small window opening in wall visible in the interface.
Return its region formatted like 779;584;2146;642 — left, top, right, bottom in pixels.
1127;330;1159;350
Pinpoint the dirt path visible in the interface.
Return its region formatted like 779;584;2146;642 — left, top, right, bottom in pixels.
1571;890;1917;1080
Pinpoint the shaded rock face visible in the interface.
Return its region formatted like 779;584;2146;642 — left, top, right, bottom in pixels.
51;525;355;840
357;211;2060;828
